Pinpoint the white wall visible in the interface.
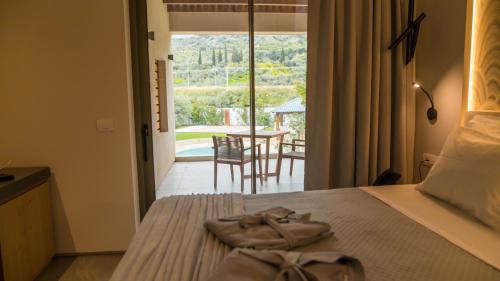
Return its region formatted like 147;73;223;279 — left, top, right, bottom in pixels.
147;1;176;186
0;0;139;253
414;0;467;181
169;12;307;33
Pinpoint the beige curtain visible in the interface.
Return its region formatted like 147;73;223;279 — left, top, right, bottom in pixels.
304;0;415;190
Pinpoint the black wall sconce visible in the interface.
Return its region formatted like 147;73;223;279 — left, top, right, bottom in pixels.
413;82;437;122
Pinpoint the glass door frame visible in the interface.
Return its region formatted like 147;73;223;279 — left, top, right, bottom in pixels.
132;0;305;214
248;0;258;194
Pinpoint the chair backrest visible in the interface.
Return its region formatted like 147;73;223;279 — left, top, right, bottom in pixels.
291;139;305;152
212;136;244;161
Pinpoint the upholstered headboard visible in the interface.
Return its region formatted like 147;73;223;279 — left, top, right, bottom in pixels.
462;0;500;122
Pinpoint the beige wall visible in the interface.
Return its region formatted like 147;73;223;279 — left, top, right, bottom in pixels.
0;0;139;253
413;0;467;181
169;12;307;33
148;1;176;186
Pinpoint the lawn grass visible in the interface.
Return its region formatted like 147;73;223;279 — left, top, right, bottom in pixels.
176;132;226;141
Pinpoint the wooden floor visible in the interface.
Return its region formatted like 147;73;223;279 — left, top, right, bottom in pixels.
156;159;304;198
35;255;122;281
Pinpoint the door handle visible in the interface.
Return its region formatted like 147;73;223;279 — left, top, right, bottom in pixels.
142;124;149;161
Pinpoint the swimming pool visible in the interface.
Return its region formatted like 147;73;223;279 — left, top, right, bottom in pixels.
176;146;214;157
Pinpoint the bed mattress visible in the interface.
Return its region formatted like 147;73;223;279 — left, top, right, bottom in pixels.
245;188;499;281
112;188;500;281
362;185;500;269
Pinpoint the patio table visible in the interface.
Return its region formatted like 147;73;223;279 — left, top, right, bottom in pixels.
227;130;289;180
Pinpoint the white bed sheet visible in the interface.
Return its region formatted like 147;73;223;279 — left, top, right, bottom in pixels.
362;185;500;270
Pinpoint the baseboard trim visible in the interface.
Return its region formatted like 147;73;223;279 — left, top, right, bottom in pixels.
175;156;213;162
55;250;125;257
175;153;279;163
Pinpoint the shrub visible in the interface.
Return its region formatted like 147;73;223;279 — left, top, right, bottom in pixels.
174;95;192;127
174;86;300;127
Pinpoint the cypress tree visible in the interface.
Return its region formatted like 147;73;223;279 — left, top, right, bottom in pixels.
212;48;216;66
198;49;202;65
231;47;238;63
218;48;223;63
280;47;286;63
224;44;228;65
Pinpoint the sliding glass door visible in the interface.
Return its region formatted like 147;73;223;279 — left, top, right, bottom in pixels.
161;1;251;196
250;0;308;194
160;0;307;197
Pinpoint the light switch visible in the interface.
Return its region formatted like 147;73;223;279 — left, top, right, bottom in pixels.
96;119;114;133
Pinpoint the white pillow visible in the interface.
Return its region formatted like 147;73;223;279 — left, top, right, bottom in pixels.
416;126;500;232
468;114;500;139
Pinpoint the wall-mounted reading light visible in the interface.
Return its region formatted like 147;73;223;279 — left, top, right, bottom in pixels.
413;82;438;122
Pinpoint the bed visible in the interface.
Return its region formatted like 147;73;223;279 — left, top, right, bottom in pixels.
111;113;500;281
111;186;499;281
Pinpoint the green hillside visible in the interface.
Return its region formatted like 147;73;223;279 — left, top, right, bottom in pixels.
172;35;307;87
171;34;307;131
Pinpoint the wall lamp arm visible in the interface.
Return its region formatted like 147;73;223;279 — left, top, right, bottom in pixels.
413;82;438;122
417;86;435;109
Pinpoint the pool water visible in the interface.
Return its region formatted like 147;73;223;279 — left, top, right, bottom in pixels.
177;147;214;157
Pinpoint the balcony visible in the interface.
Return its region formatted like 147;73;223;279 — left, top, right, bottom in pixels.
156;159;304;198
163;34;307;194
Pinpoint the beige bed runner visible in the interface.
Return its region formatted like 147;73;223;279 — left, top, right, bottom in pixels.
110;194;244;281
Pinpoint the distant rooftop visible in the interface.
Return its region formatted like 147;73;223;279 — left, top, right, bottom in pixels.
272;97;305;114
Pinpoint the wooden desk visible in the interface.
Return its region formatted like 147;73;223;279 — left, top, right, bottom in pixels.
227;130;289;179
0;167;54;281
